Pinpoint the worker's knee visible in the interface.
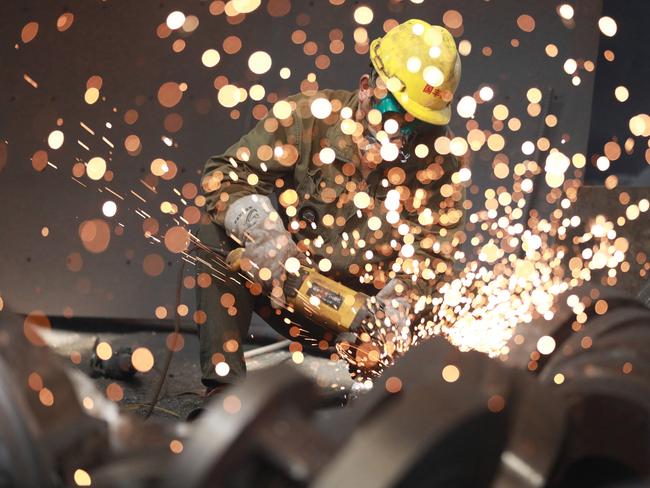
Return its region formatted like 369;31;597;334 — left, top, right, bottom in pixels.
196;222;234;249
193;223;234;287
193;223;248;299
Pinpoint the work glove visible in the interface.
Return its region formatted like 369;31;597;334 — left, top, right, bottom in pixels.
224;194;303;308
374;278;413;349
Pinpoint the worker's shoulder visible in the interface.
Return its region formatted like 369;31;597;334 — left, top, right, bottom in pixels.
284;89;358;116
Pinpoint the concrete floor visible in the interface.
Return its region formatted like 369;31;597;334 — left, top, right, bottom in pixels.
39;327;355;420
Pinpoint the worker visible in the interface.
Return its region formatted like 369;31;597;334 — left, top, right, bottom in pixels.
196;19;464;396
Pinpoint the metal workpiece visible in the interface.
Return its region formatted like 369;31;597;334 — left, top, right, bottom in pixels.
312;342;512;487
0;354;55;488
160;336;564;488
504;285;650;485
312;337;567;488
504;285;648;371
491;374;567;488
0;309;110;487
165;365;337;488
639;279;650;309
1;285;649;487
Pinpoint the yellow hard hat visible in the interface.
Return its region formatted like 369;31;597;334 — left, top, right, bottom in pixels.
369;19;461;126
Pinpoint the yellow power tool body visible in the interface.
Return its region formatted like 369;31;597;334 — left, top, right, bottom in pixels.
226;248;372;334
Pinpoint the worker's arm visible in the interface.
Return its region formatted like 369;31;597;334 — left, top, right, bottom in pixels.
201;102;306;307
201;107;301;227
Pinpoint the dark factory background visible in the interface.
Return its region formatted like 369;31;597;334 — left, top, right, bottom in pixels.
0;0;645;322
586;0;650;183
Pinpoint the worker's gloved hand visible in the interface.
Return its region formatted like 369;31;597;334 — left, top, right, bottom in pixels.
225;194;303;308
243;219;301;307
375;278;412;346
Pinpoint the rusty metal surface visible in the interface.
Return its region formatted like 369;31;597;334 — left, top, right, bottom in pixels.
2;287;649;487
505;284;650;484
312;338;566;488
0;355;54;488
0;309;109;486
491;374;567;488
165;366;335;488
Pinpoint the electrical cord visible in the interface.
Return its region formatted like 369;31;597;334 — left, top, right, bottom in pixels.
142;238;243;420
141;233;303;420
143;249;189;419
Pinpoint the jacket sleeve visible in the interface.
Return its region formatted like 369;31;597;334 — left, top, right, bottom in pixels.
393;150;465;302
201;110;301;226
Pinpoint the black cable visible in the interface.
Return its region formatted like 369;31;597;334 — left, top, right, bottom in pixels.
141;238;245;420
143;251;188;419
